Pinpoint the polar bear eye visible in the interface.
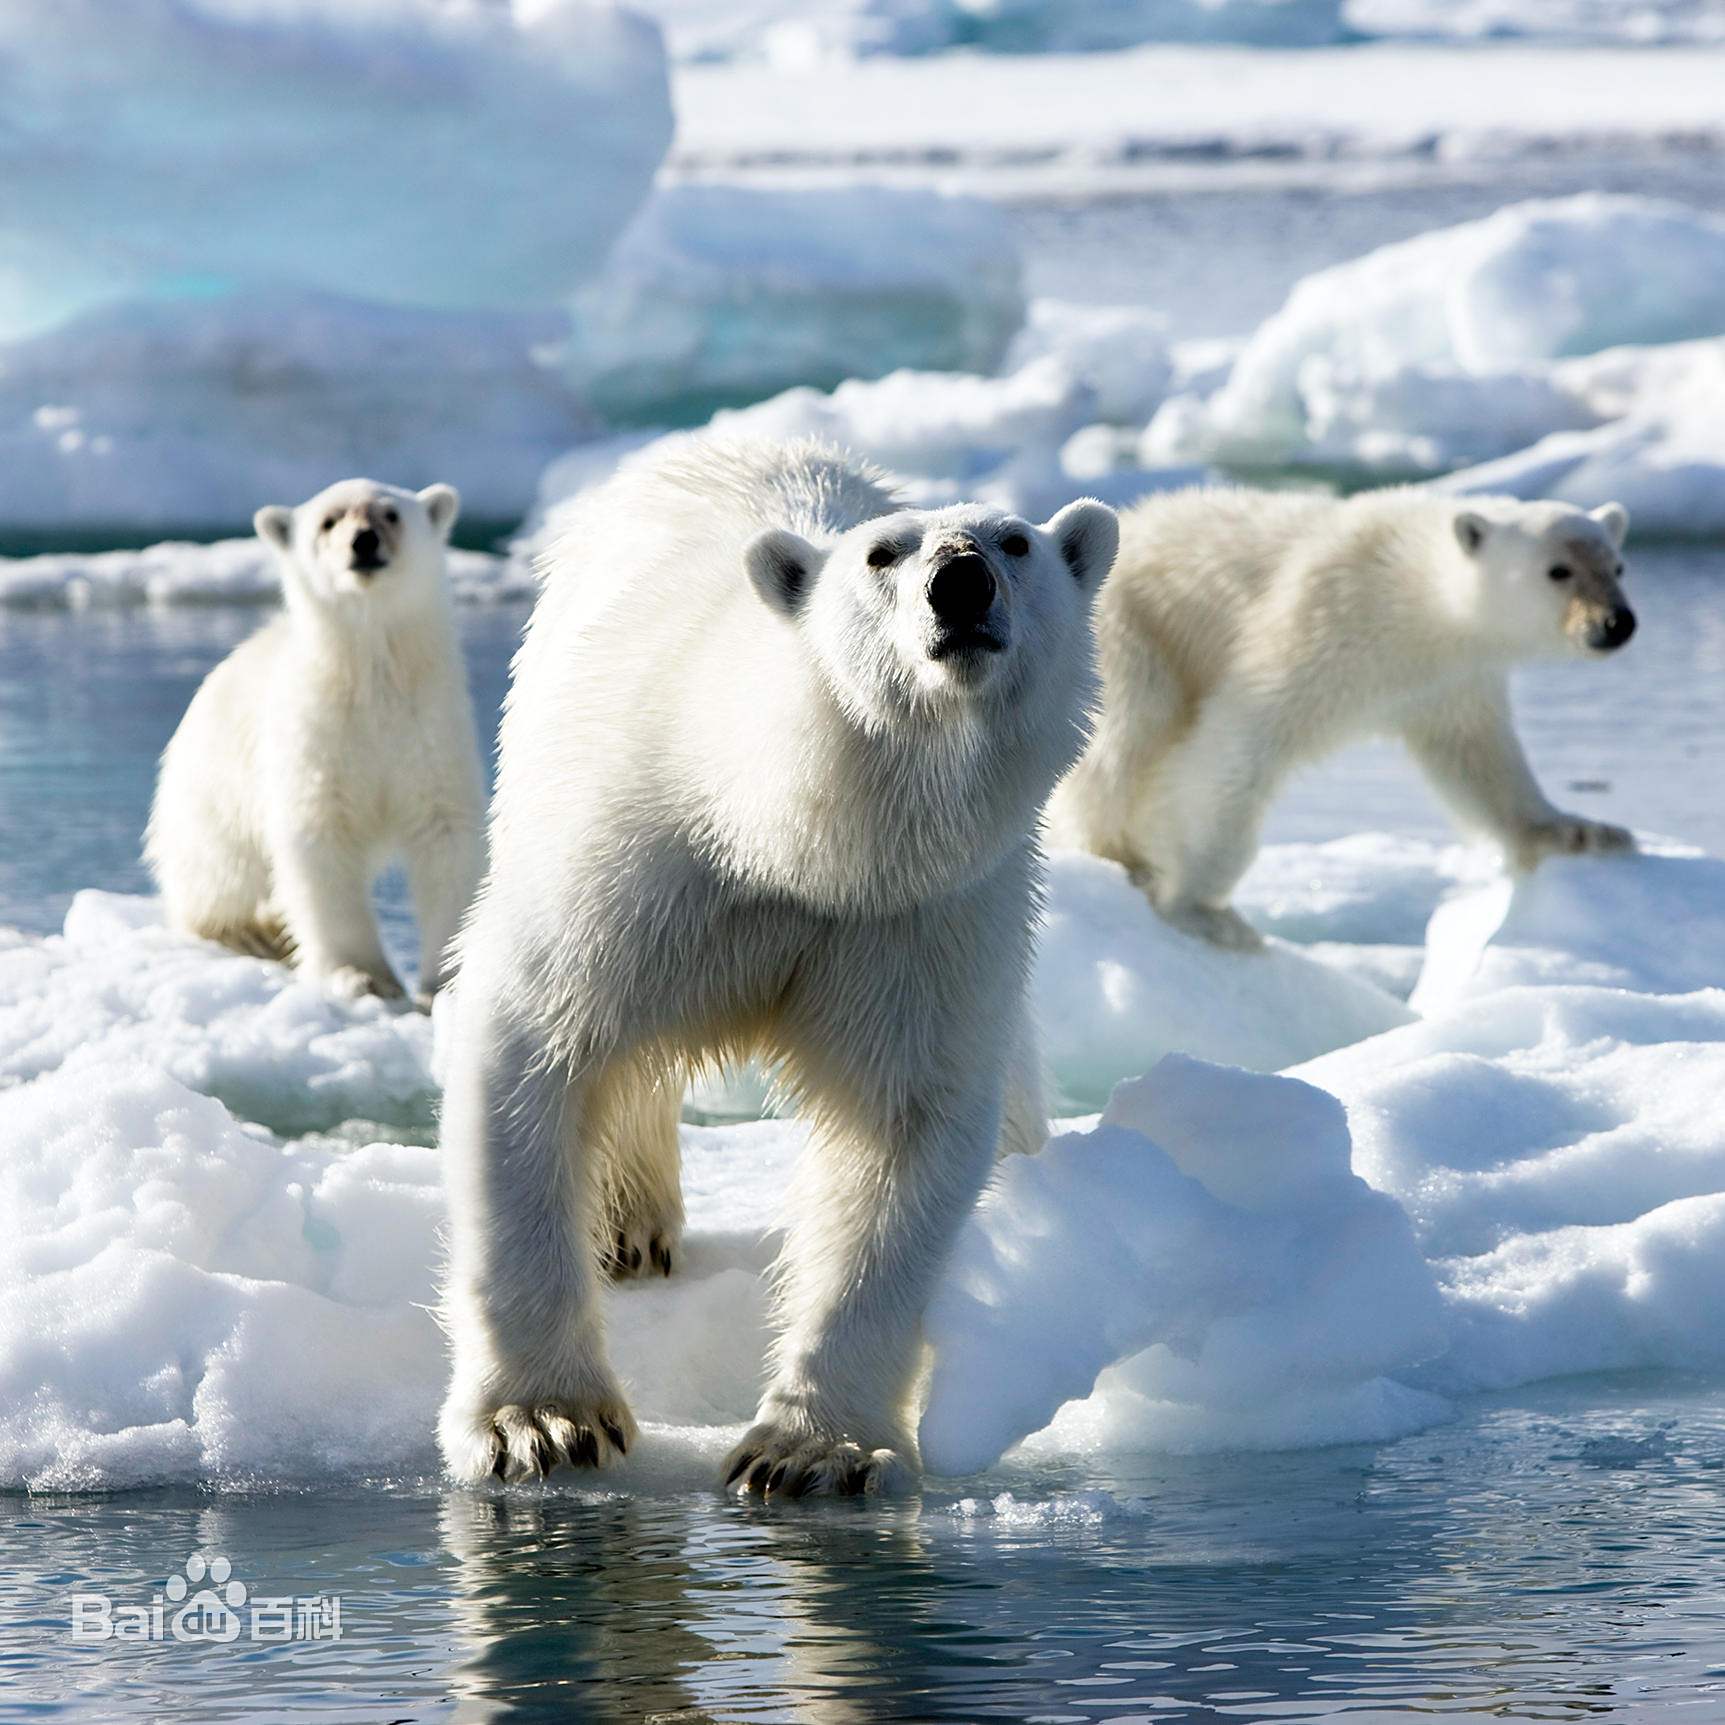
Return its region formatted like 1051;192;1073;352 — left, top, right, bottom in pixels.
1548;564;1573;582
866;543;898;569
322;514;338;533
1001;532;1030;557
382;507;399;526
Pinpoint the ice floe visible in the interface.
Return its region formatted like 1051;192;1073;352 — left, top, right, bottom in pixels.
563;183;1025;422
1145;195;1725;479
0;0;669;341
5;837;1723;1488
0;536;528;611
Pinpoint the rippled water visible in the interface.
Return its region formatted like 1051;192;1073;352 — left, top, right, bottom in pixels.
2;546;1720;947
4;1379;1724;1721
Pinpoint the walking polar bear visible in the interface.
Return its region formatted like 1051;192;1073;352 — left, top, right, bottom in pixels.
146;478;485;1006
1047;487;1636;949
437;439;1117;1496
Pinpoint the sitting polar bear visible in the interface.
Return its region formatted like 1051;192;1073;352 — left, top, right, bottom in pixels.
437;439;1117;1496
1047;486;1636;949
146;478;485;1005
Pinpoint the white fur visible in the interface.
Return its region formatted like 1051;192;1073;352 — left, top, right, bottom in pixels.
146;477;486;1005
436;438;1116;1495
1048;486;1636;949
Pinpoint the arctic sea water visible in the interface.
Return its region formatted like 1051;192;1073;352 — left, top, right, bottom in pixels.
5;174;1725;1719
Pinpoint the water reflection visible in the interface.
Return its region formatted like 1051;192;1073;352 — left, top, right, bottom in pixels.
425;1385;1725;1721
5;1382;1725;1720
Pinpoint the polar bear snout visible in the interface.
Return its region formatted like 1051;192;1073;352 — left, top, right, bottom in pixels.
349;525;386;575
1587;605;1637;653
926;548;1004;660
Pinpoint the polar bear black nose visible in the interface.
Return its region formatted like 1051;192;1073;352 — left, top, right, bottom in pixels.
1595;606;1636;650
928;554;996;625
350;527;383;569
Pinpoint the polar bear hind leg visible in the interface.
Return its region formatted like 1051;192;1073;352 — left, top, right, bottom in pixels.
593;1060;686;1280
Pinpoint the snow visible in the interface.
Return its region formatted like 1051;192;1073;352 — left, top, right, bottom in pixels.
0;0;670;342
1036;852;1411;1110
1146;195;1725;477
0;892;439;1138
918;1057;1449;1474
526;190;1725;543
1006;301;1174;429
1439;338;1725;539
0;537;529;611
562;183;1025;423
6;830;1724;1490
529;347;1202;538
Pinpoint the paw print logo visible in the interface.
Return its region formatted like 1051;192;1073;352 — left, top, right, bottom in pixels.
165;1553;248;1643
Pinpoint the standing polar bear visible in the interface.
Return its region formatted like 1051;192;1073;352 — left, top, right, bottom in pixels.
438;439;1117;1496
146;478;486;1005
1048;487;1636;949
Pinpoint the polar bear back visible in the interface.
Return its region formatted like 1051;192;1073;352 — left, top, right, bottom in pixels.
492;443;903;903
1100;485;1481;713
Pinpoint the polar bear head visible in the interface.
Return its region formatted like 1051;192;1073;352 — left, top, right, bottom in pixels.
743;499;1118;725
1452;497;1634;657
254;478;460;613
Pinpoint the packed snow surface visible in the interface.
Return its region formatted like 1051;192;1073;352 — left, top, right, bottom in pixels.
5;836;1724;1489
562;184;1025;422
0;0;670;342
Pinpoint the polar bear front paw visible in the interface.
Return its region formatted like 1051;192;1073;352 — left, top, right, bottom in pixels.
442;1391;637;1484
1521;816;1635;866
1161;901;1266;952
722;1422;915;1500
322;963;408;1004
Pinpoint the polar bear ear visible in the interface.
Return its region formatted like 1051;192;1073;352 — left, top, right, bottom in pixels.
417;483;460;539
254;505;294;552
1591;501;1629;549
1043;499;1119;593
745;527;823;618
1454;511;1489;555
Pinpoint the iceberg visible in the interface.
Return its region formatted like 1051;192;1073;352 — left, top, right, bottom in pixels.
563;183;1026;423
0;0;671;341
0;292;593;538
